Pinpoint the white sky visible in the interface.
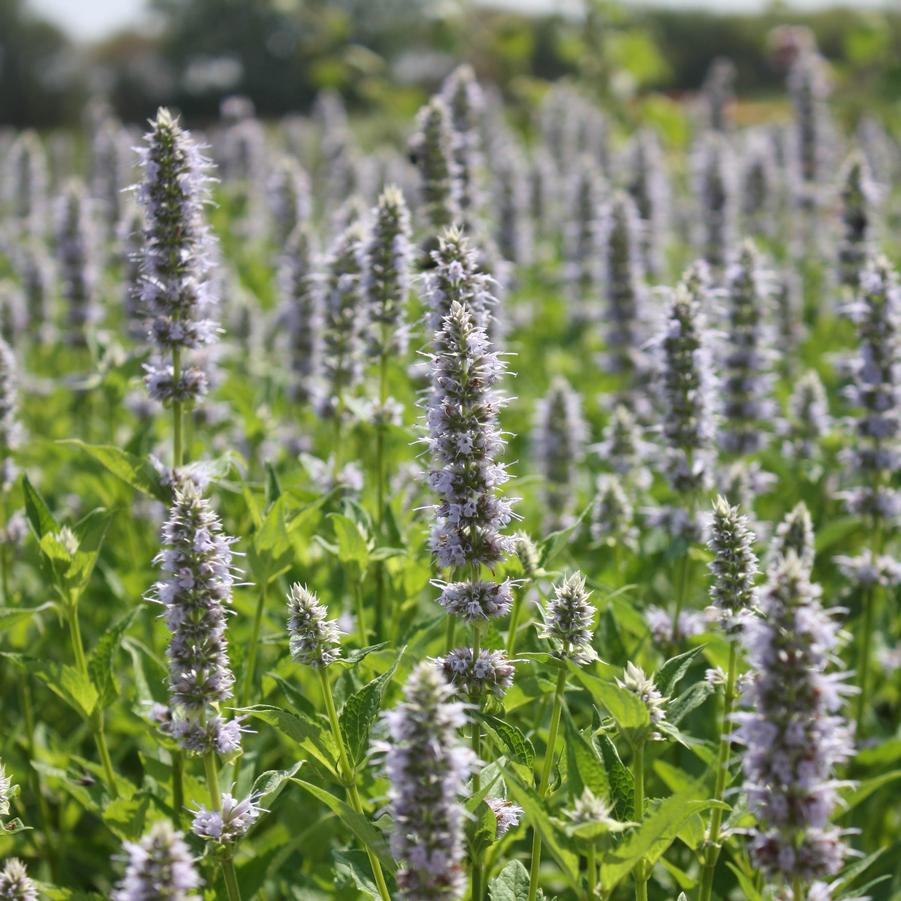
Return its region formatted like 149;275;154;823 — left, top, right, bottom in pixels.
28;0;892;41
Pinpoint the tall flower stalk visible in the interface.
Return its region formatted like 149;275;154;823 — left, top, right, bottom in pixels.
135;108;220;470
528;573;596;901
442;64;484;230
698;497;758;901
286;584;391;901
55;180;98;347
112;820;203;901
149;483;246;900
410;98;460;245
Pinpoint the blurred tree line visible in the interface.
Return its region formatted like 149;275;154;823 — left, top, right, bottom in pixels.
2;0;900;127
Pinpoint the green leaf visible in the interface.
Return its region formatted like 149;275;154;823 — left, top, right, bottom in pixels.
572;668;649;732
4;654;99;719
333;848;381;899
480;713;535;768
251;761;304;809
594;732;633;820
655;646;705;697
328;513;370;573
840;769;901;814
58;440;169;502
562;707;609;799
488;859;531;901
832;848;884;894
22;476;58;538
88;607;139;708
0;603;54;633
537;502;591;567
339;653;401;766
467;800;499;855
244;705;338;777
505;775;580;890
291;779;395;872
667;681;715;725
726;864;764;901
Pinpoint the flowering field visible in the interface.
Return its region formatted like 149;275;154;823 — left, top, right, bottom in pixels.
0;41;899;901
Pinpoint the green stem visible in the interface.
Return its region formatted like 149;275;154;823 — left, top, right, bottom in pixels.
241;581;268;707
506;586;525;657
587;844;598;900
374;352;388;642
527;665;568;901
471;623;484;901
671;552;691;644
1;491;9;603
698;640;738;901
633;741;648;901
318;669;392;901
354;580;368;647
172;750;185;822
204;752;242;901
445;614;457;652
855;584;875;732
21;679;57;880
792;877;804;901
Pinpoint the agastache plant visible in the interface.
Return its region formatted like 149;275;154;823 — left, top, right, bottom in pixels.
442;64;484;229
693;131;736;276
720;240;776;455
135;108;220;468
699;497;758;901
789;50;831;218
532;377;588;530
740;131;777;239
55;180;98;347
625;128;668;280
0;859;37;901
785;370;831;462
563;156;603;322
4;130;48;241
0;336;21;602
266;154;311;249
734;554;854;898
378;661;476;901
837;152;875;296
286;584;391;900
148;482;248;900
410;97;460;245
769;502;816;574
112;820;203;901
840;255;900;729
494;141;533;266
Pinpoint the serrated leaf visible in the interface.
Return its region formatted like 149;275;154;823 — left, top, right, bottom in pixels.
655;645;705;697
480;713;535;768
562;707;609;799
58;440;169;501
244;705;338;777
23;476;58;538
291;779;395;872
333;848;381;899
667;680;716;725
488;860;531;901
4;654;99;719
572;667;649;732
339;653;401;765
0;603;54;632
88;607;139;708
594;732;633;820
251;761;304;808
467;800;498;854
328;513;370;573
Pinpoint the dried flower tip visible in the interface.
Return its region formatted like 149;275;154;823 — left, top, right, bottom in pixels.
286;583;343;668
541;572;597;665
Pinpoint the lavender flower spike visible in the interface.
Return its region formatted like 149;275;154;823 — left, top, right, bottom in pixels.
112;820;203;901
425;300;513;572
135;107;220;406
785;370;831;461
707;496;758;632
769;502;815;574
720;240;775;455
0;859;37;901
841;255;900;523
192;792;262;844
0;337;21;493
441;64;484;227
365;184;413;359
734;554;854;888
837;152;875;294
541;572;597;665
148;482;242;756
5;131;48;240
286;583;343;668
55;179;99;346
532;377;588;530
438;647;515;698
409;97;460;238
378;661;476;900
693;132;736;275
423;225;496;334
625;128;668;280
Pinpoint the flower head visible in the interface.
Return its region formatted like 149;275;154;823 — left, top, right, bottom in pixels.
192;792;262;844
785;370;830;460
591;475;638;551
707;496;758;632
769;502;815;574
286;583;343;668
625;128;668;279
0;859;37;901
541;572;596;665
485;798;523;839
693;132;736;273
435;579;514;623
112;820;202;901
378;662;477;900
438;647;515;698
0;337;21;492
441;64;484;226
266;155;311;248
617;662;667;729
837;152;876;293
55;179;99;346
410;97;460;237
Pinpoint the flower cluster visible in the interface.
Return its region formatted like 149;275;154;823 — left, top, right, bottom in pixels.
657;265;718;495
438;647;515;698
112;820;202;901
266;155;311;248
55;179;98;346
5;130;48;240
378;662;476;900
707;496;758;632
365;185;412;358
148;482;240;755
434;579;514;622
410;97;460;239
591;475;638;551
769;502;815;574
740;131;776;238
789;50;831;213
734;555;854;885
278;222;323;404
485;798;523;839
192;792;262;844
90;118;131;243
541;572;597;664
617;662;667;730
135;108;219;405
286;583;343;668
840;256;900;522
533;377;588;529
593;405;651;487
785;370;831;461
494;142;533;266
425;300;513;571
0;859;37;901
441;64;484;227
564;158;604;318
0;338;21;493
645;606;707;646
693;132;736;274
837;152;875;293
625;128;668;280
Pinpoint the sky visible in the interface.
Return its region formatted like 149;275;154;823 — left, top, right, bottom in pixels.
28;0;891;41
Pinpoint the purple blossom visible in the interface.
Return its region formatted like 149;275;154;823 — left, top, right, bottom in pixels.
191;792;262;844
148;483;240;755
789;51;831;214
55;179;99;346
410;97;460;238
485;798;523;839
770;503;816;574
591;474;638;551
734;554;854;885
541;572;596;665
434;579;514;622
424;300;513;571
135;108;220;405
266;154;311;248
441;64;484;227
0;859;37;901
707;496;758;632
112;820;202;901
377;662;476;901
693;132;736;274
563;157;604;319
437;647;515;698
645;606;707;646
5;130;48;240
837;152;876;293
0;337;21;493
785;370;831;460
625;128;668;280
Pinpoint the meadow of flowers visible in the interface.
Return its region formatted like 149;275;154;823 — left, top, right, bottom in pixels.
0;33;899;901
